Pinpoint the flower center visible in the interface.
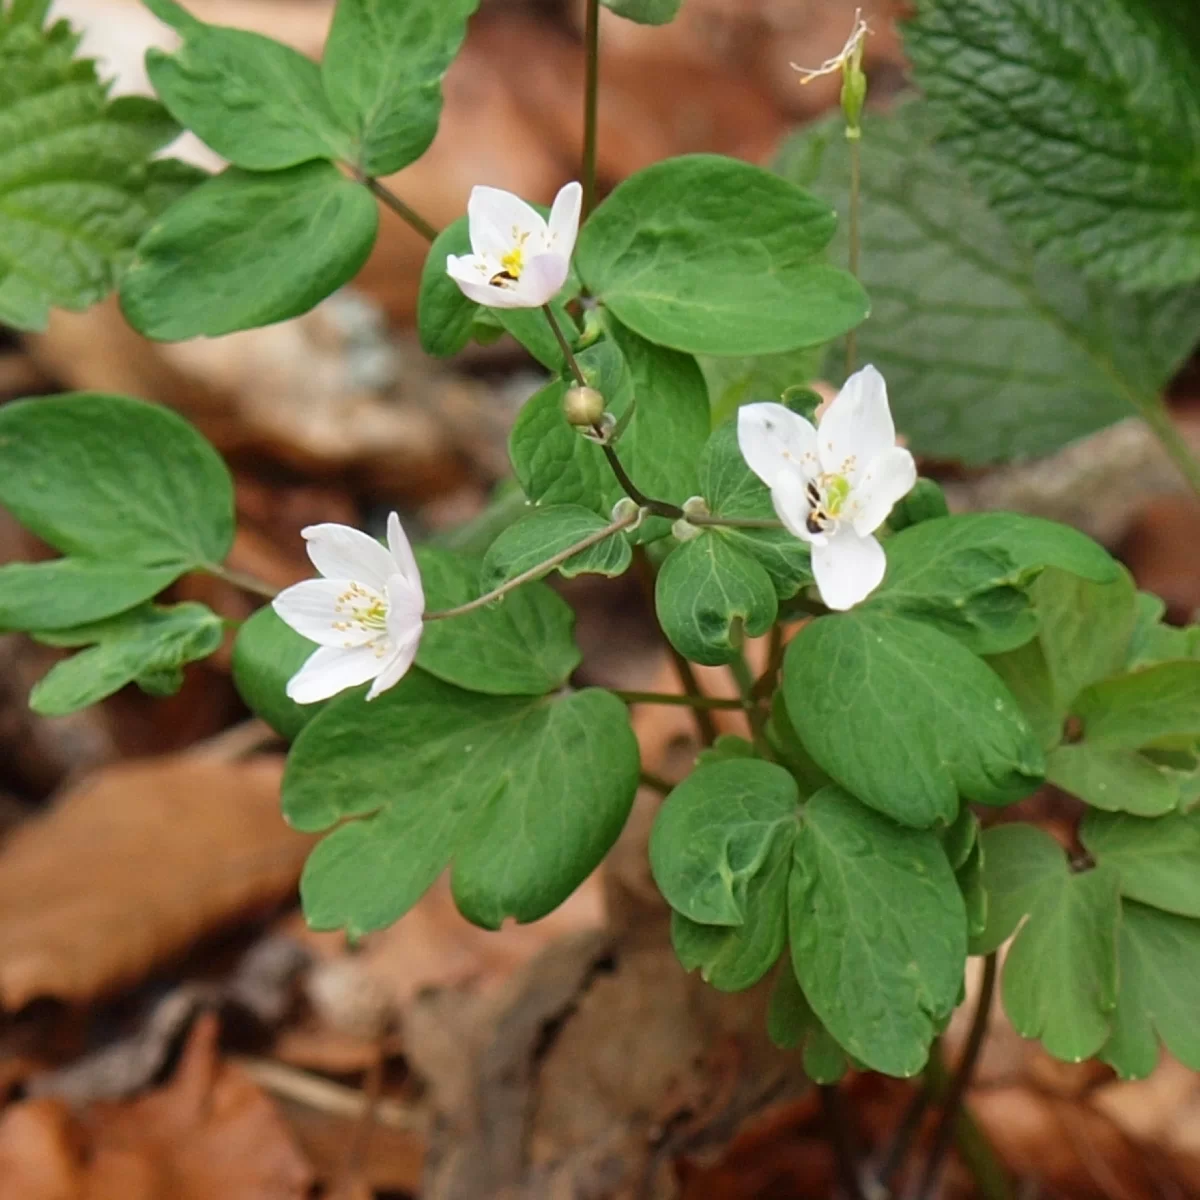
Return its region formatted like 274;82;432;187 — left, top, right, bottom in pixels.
488;230;532;288
332;581;390;645
805;474;851;535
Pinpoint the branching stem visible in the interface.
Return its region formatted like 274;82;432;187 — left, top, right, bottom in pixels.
206;564;280;600
613;689;744;711
357;173;439;243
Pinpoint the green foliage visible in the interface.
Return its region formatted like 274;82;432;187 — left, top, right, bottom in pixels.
1081;811;1200;919
904;0;1200;291
480;504;632;590
0;3;189;329
700;345;824;427
767;958;849;1082
600;0;683;24
655;534;777;666
121;161;378;339
31;602;223;714
415;547;580;695
144;0;352;170
0;393;233;628
790;789;966;1077
232;605;324;741
779;104;1200;463
575;154;869;355
321;0;479;176
784;612;1043;828
284;672;639;933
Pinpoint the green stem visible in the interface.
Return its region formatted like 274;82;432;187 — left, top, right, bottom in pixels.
542;304;589;388
913;955;1010;1200
753;623;785;699
612;689;744;711
845;132;861;378
668;647;718;747
425;506;641;621
205;564;279;600
1134;392;1200;500
358;174;439;243
688;513;783;531
582;0;601;221
728;629;770;756
639;769;673;794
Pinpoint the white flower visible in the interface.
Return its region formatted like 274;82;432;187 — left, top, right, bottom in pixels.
737;365;916;611
272;514;424;703
445;181;582;310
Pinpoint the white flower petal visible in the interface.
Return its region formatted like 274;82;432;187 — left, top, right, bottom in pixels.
286;644;383;703
817;364;895;483
811;527;886;611
467;185;546;259
445;254;507;306
385;573;425;639
366;632;421;700
849;446;918;537
508;252;570;308
302;522;395;590
386;512;423;600
737;402;820;490
546;181;582;255
273;579;380;647
769;467;817;543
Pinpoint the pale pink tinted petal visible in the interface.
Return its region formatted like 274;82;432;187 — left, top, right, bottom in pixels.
385;573;425;638
365;633;420;700
467;185;545;258
811;528;886;611
302;522;395;590
386;512;423;600
286;645;382;703
769;468;817;544
737;402;820;490
273;579;378;647
446;255;506;306
510;252;570;307
849;447;918;537
817;364;895;483
546;181;582;254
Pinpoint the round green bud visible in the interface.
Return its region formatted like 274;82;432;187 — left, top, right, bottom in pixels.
563;385;606;427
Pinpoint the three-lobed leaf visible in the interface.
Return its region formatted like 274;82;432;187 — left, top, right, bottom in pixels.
1081;811;1200;919
122;161;378;339
284;672;639;933
480;504;632;591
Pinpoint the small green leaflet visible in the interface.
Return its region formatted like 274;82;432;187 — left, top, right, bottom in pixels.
144;0;352;170
600;0;684;24
480;505;632;591
415;547;580;696
0;6;189;329
778;103;1200;463
0;393;234;627
783;611;1043;828
121;161;378;340
575;154;868;356
1128;591;1200;668
904;0;1200;291
322;0;480;176
31;602;223;714
232;605;325;741
284;672;639;934
1081;811;1200;919
767;956;849;1083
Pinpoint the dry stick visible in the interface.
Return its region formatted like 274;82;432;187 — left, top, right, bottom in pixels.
821;1083;867;1200
425;506;641;621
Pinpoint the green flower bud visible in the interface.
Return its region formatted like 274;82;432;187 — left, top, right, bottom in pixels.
563;385;606;428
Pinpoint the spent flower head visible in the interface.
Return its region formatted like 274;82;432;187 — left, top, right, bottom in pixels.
791;8;869;85
446;181;582;309
738;365;916;611
273;514;424;703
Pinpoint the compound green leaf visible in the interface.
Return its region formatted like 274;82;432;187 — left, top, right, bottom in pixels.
1047;744;1179;818
321;0;479;176
1128;592;1200;668
778;103;1200;463
1073;662;1200;750
648;759;799;926
121;161;378;339
655;533;777;666
576;154;868;356
231;604;326;741
0;13;186;329
1101;901;1200;1079
784;612;1043;828
480;504;632;591
30;602;223;714
972;823;1066;955
904;0;1200;291
144;0;352;170
0;393;234;581
1081;811;1200;919
1001;862;1120;1062
868;513;1119;655
789;788;966;1077
767;957;850;1083
284;674;638;933
0;559;180;632
415;546;580;695
985;639;1061;753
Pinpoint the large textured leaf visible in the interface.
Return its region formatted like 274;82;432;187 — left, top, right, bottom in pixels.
778;104;1200;463
904;0;1200;291
0;7;188;329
